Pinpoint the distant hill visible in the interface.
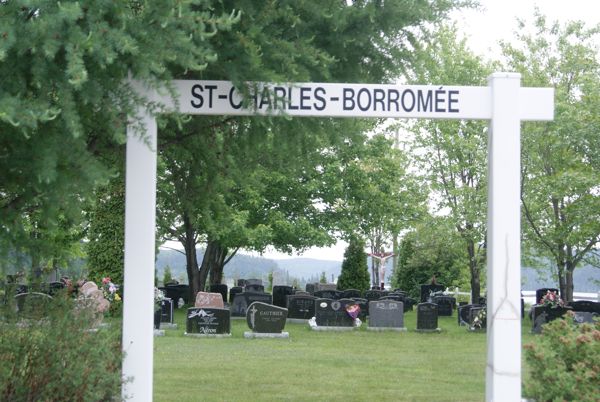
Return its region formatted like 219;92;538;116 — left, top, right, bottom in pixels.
154;247;599;293
521;264;599;292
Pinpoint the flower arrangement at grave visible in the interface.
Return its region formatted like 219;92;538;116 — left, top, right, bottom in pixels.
540;290;565;309
101;277;121;316
154;287;165;310
472;308;486;330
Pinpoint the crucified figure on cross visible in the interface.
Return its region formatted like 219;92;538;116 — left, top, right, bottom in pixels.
368;251;394;289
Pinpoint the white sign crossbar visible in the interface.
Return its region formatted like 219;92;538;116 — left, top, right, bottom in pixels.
147;80;554;120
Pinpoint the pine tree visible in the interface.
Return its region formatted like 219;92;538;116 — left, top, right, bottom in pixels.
337;238;370;292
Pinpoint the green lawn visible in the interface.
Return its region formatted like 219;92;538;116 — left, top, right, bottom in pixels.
153;309;536;402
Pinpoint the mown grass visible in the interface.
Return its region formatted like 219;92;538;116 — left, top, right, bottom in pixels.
154;309;536;401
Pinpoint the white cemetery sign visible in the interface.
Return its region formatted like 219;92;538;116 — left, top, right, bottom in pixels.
123;73;553;401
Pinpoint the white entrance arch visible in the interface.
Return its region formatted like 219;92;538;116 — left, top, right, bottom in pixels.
122;73;553;401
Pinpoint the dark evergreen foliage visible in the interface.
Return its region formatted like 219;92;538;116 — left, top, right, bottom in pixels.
337;238;370;292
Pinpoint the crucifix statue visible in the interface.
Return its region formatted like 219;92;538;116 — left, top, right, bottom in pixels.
368;251;394;289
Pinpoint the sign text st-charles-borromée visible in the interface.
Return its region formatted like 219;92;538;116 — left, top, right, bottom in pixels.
168;80;493;119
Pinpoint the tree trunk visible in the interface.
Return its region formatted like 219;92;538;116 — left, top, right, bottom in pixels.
565;260;575;303
392;233;398;286
181;213;207;303
206;240;231;285
467;240;481;304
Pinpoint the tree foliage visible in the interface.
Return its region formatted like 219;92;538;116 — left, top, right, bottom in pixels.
324;134;426;287
401;24;494;302
337;238;370;292
502;12;600;301
391;216;467;299
0;1;238;274
156;0;463;295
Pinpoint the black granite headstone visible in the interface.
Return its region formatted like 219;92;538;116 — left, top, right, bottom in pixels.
47;281;65;296
161;284;190;307
245;284;265;293
381;294;405;303
352;298;369;319
432;295;455;316
364;290;388;301
305;283;317;295
231;292;273;317
341;289;362;299
420;284;445;303
458;304;481;326
416;302;439;331
272;285;294;308
368;300;404;328
315;298;355;327
313;290;342;300
209;284;228;306
531;305;572;334
160;298;173;324
287;295;317;319
186;307;230;335
237;279;247;287
229;286;243;304
246;302;288;333
246;278;263;286
403;297;417;312
569;300;600;315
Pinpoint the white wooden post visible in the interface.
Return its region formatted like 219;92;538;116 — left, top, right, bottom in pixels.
122;100;157;401
486;72;523;401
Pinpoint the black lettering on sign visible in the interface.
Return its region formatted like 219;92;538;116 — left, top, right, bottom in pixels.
434;88;445;112
229;87;242;109
388;89;400;112
273;87;286;110
288;87;299;110
190;84;203;108
259;86;271;109
373;89;385;111
205;85;217;108
357;88;371;112
314;87;326;111
401;89;415;112
448;90;459;113
300;87;311;110
417;90;432;112
343;88;355;111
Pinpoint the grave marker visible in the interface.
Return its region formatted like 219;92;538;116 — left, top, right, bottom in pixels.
368;300;406;331
416;302;440;332
287;294;316;320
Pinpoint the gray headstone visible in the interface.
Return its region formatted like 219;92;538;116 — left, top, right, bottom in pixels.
368;300;405;329
246;302;288;333
229;286;243;304
573;311;595;325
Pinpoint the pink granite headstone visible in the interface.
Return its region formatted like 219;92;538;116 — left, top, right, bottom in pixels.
194;292;224;309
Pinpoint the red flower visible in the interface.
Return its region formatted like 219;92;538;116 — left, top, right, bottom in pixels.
102;277;111;285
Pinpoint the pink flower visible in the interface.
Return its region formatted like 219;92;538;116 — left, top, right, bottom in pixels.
102;277;111;285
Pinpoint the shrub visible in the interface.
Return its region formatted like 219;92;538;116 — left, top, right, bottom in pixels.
337;238;370;292
0;294;125;401
524;312;600;402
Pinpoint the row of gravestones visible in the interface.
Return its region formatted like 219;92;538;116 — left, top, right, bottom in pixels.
184;289;453;335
